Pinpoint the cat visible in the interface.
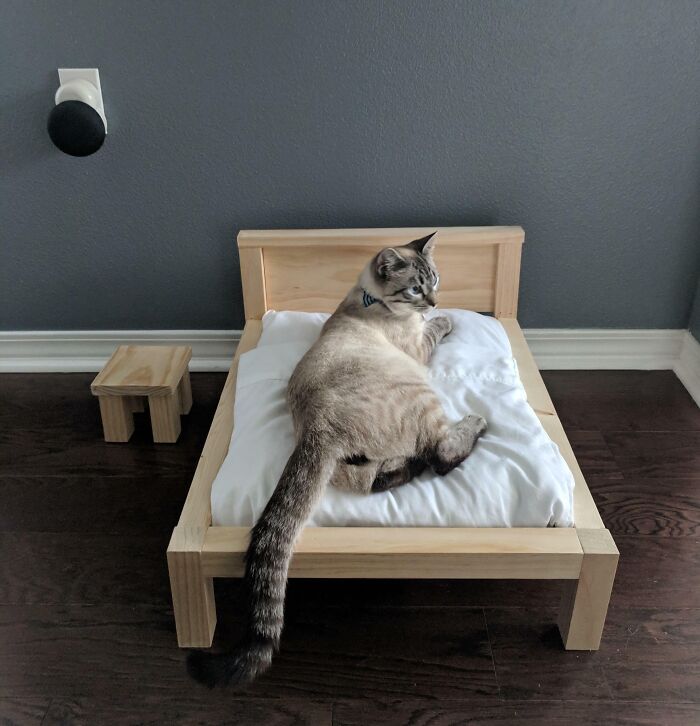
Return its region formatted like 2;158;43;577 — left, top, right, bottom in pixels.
188;232;487;687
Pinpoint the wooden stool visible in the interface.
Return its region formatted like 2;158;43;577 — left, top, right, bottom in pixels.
91;345;192;443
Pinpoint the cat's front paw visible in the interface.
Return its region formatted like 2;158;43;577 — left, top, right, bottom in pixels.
432;315;453;338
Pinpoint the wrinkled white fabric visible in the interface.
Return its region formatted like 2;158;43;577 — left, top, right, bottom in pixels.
211;309;574;528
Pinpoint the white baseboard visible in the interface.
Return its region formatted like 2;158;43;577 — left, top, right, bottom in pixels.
525;328;684;370
0;327;692;382
674;331;700;407
0;330;241;372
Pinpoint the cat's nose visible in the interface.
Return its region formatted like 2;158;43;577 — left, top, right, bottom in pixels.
425;293;436;307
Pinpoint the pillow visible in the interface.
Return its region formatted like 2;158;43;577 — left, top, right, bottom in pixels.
211;309;575;528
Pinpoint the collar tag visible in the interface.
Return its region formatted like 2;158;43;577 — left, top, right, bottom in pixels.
362;289;379;308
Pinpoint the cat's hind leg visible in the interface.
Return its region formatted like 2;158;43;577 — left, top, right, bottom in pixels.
429;414;487;476
371;456;428;492
330;457;379;494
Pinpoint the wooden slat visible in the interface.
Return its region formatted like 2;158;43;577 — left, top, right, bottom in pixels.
201;527;583;579
238;246;267;319
500;318;604;530
238;226;524;249
264;243;498;314
540;415;605;530
176;321;262;528
494;242;523;318
500;318;556;417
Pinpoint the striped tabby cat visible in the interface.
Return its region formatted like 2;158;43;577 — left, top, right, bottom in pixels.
188;232;487;687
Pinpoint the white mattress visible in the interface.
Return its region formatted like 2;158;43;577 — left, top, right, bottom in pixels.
211;310;575;528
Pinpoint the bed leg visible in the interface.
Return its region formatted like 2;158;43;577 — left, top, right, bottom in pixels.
558;528;619;650
167;526;216;648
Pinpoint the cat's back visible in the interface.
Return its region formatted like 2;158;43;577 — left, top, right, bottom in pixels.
289;310;424;398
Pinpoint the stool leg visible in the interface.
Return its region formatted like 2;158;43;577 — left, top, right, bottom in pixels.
149;393;181;443
177;371;193;414
98;396;134;442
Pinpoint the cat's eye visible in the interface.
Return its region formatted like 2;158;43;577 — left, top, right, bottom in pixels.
409;285;422;296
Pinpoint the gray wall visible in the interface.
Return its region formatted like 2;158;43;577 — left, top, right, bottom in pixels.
2;0;700;331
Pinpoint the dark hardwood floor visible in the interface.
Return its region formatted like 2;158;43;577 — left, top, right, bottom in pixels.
1;370;698;725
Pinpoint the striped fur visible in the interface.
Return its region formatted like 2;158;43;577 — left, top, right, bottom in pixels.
187;232;486;687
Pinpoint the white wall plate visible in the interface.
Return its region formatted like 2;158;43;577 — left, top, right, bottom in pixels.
57;68;107;132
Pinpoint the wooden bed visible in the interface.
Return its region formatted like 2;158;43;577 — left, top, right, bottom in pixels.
167;226;619;652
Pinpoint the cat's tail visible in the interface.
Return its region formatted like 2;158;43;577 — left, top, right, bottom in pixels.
187;432;335;688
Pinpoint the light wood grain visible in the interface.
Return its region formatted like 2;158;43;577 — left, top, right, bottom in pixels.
500;318;556;417
149;393;181;443
97;396;134;442
91;346;192;396
495;242;523;318
202;527;583;579
167;526;216;647
92;346;192;443
176;321;263;529
500;318;603;528
238;226;525;249
168;225;616;653
239;247;267;319
177;372;192;414
263;244;498;314
238;226;524;317
126;396;144;413
540;415;605;530
558;528;619;650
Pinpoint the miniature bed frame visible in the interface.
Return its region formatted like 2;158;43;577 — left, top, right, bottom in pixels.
167;226;619;651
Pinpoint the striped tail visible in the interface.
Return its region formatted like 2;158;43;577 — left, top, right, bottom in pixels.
187;434;333;687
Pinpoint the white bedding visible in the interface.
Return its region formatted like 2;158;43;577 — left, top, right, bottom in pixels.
211;310;575;528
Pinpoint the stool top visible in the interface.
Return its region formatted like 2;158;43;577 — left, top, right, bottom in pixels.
91;345;192;396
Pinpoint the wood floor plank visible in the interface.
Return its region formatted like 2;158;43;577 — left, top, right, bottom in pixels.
333;700;700;725
604;431;700;479
609;536;700;608
44;697;332;726
0;373;225;477
0;603;196;699
0;475;189;534
243;605;497;700
485;608;611;701
588;476;700;536
566;431;623;479
603;664;700;704
486;607;700;703
1;368;699;715
0;603;497;701
0;532;171;605
0;698;50;726
600;606;700;703
487;605;700;703
543;370;700;432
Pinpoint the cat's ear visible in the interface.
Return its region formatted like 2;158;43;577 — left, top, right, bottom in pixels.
376;247;408;279
405;231;437;256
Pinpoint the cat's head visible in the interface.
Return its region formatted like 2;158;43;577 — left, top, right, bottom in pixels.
363;232;440;313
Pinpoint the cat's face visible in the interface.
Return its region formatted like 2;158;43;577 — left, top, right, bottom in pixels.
373;232;440;313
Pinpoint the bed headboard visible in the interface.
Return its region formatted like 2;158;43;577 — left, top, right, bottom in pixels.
237;226;524;320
